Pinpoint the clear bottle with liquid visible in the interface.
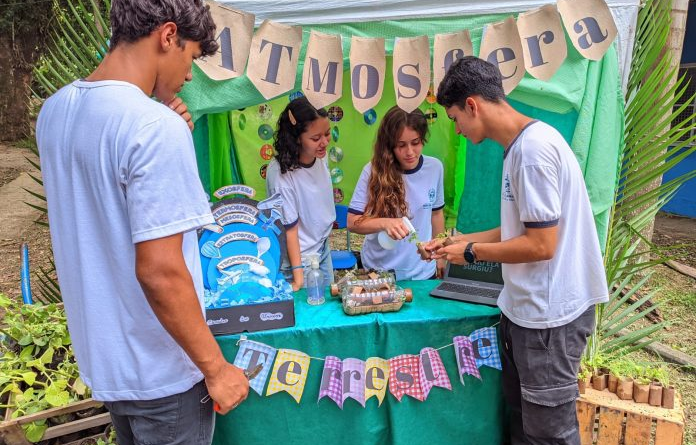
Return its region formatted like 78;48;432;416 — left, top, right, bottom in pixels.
306;256;325;305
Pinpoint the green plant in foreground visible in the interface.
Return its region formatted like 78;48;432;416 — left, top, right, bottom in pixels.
0;294;88;442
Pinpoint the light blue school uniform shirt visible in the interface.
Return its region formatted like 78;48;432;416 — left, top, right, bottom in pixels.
349;155;444;280
36;80;214;401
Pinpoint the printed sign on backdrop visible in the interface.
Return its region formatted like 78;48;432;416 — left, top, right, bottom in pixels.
557;0;618;61
247;20;303;100
433;31;473;92
479;17;525;95
517;4;567;81
364;357;390;406
392;36;431;113
197;3;254;81
266;349;311;403
302;31;344;109
349;37;386;113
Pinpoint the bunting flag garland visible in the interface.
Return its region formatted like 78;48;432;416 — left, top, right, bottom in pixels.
364;357;390;406
233;339;277;395
231;326;499;408
453;336;482;383
469;327;503;371
389;354;424;402
266;349;311;403
342;358;366;407
419;347;452;399
199;0;619;109
319;356;344;408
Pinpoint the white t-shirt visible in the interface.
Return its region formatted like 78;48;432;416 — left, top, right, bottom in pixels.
266;157;336;255
349;155;444;280
36;80;214;401
498;121;608;329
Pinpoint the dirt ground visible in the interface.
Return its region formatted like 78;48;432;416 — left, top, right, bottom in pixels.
1;141;694;442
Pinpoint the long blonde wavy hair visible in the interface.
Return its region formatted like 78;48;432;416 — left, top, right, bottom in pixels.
362;106;429;219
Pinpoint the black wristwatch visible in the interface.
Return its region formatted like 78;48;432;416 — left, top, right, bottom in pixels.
464;242;477;264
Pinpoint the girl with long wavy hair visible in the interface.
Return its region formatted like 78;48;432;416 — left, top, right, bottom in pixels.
266;96;335;291
347;106;446;280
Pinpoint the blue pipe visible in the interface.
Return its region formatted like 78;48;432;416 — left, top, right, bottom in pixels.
20;243;33;304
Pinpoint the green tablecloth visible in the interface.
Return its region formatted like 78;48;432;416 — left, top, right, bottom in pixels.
213;280;504;445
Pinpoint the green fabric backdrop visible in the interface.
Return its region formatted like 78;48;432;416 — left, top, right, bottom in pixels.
212;280;504;445
182;13;624;247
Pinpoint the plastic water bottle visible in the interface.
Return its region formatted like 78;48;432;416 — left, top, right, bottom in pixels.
306;256;325;305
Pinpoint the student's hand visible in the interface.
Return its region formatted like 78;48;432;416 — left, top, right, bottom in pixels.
167;96;194;132
382;218;409;240
432;242;468;265
205;361;249;415
436;258;447;278
420;238;446;259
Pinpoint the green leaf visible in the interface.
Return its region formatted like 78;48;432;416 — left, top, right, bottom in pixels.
39;346;54;365
23;421;48;443
21;372;37;386
45;385;70;407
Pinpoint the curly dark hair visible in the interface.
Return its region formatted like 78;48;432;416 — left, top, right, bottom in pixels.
110;0;219;57
362;106;429;219
436;56;506;109
273;97;329;174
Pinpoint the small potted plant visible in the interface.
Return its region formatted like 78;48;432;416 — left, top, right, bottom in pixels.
632;366;651;404
646;366;669;407
613;359;637;401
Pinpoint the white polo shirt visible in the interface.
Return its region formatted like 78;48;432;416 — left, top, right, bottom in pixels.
349;155;444;280
266;157;336;255
498;121;608;329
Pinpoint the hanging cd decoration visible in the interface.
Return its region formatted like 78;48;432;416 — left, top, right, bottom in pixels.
238;113;246;131
426;86;437;104
260;164;268;180
258;104;273;121
332;126;339;142
258;124;274;140
289;91;304;101
425;108;438;125
333;188;344;203
330;167;344;184
260;144;274;160
329;146;343;163
363;109;377;125
328;106;344;122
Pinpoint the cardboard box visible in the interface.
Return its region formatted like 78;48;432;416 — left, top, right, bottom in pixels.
206;299;295;336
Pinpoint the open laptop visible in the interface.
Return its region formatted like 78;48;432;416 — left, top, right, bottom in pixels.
430;261;504;306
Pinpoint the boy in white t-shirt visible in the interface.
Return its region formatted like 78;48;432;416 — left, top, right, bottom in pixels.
36;1;248;443
348;106;445;280
426;57;608;445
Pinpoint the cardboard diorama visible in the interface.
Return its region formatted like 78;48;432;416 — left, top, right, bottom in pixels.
199;185;294;335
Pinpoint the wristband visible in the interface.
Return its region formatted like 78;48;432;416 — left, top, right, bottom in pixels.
290;265;304;270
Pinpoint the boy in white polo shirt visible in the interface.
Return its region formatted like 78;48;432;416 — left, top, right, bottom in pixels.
426;57;608;445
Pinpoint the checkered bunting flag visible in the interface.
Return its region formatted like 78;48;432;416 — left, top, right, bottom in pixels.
469;327;502;370
453;336;481;384
233;339;277;396
365;357;390;406
342;358;366;407
388;354;424;402
266;349;311;403
318;356;343;408
419;347;452;399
